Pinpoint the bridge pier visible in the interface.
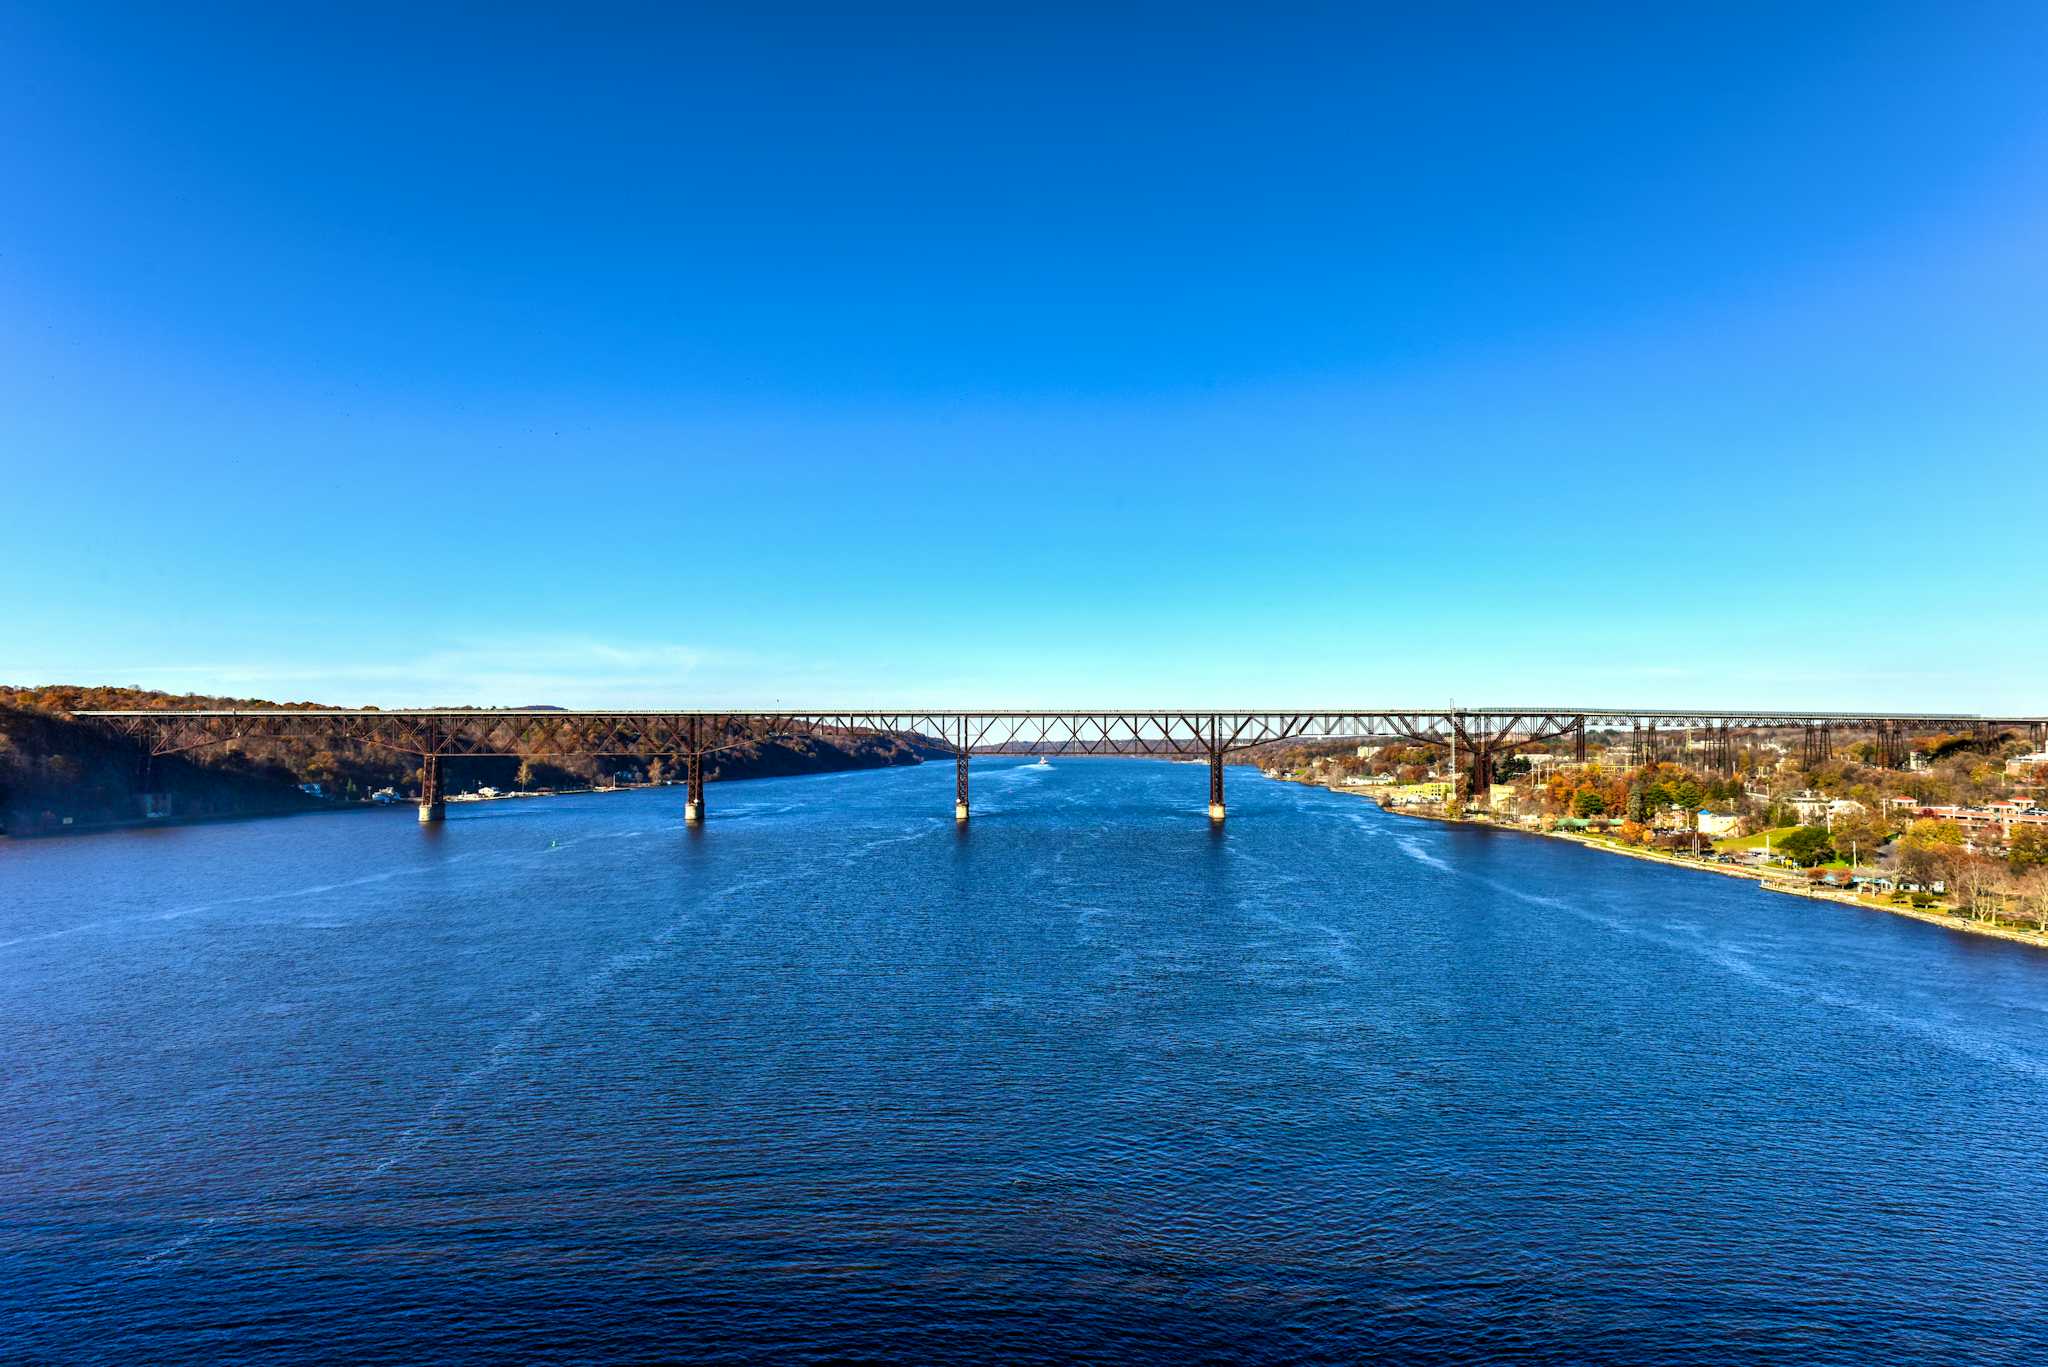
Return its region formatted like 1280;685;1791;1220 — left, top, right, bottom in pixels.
1801;722;1834;767
683;717;705;822
1704;723;1731;776
133;749;158;819
685;750;705;823
954;716;969;821
1875;721;1907;770
1468;741;1496;806
1208;748;1226;821
418;753;444;823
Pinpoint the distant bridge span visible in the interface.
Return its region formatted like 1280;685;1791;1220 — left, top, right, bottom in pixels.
77;707;2048;825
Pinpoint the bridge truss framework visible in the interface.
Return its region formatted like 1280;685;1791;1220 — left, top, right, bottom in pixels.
77;707;2047;825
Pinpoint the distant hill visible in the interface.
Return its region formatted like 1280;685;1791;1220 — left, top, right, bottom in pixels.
0;686;939;837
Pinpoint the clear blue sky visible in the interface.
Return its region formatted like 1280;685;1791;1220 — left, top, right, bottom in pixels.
5;4;2045;710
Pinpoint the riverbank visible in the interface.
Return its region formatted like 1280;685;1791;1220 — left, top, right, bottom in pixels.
1;692;943;839
1305;779;2048;953
4;766;915;840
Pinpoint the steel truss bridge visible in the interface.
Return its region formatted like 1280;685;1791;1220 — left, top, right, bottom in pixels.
78;707;2047;825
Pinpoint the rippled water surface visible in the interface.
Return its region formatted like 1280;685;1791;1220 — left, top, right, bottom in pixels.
5;759;2048;1364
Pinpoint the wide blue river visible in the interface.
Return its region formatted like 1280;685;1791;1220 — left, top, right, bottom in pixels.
4;759;2047;1363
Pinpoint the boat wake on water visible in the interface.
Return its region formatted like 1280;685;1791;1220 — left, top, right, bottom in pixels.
12;757;2048;1364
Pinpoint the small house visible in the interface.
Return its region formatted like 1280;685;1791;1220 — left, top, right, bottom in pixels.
1697;810;1741;838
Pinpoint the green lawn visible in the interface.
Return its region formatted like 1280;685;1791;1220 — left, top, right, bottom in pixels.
1713;825;1800;853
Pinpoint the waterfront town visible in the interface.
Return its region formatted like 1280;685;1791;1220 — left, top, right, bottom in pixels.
1263;726;2048;940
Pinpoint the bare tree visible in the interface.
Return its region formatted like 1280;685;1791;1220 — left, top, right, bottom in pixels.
2016;868;2048;934
1947;853;2002;923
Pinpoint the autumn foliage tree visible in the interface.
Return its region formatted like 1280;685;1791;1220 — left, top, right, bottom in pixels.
1897;818;1966;888
2008;824;2048;875
1828;807;1892;862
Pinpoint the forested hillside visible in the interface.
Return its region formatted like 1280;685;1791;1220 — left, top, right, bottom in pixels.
0;687;939;836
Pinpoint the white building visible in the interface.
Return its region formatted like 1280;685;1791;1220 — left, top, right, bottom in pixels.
1697;810;1741;838
1786;792;1864;825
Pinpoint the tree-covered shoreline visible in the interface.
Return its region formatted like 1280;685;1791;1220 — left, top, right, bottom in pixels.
0;686;940;837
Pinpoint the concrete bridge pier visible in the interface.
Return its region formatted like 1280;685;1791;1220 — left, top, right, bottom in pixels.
954;720;970;821
683;718;706;823
418;753;445;823
684;750;705;824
